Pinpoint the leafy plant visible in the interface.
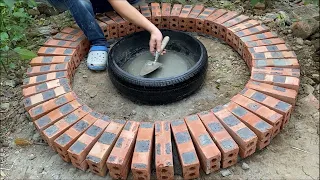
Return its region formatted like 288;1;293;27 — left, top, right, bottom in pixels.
0;0;37;73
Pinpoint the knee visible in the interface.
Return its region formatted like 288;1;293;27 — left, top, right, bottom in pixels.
79;0;92;9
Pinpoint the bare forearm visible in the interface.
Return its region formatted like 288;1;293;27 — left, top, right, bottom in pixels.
108;0;157;33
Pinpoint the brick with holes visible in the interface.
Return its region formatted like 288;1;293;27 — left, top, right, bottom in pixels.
251;67;300;77
106;121;140;179
231;93;283;139
238;32;278;55
131;122;154;180
212;106;258;158
95;20;110;38
42;105;91;147
23;78;69;98
151;3;161;28
37;47;80;66
53;111;102;162
250;72;300;91
252;59;300;69
197;111;239;168
28;92;76;120
105;11;129;37
30;56;72;67
171;119;200;179
160;3;171;29
26;63;70;77
224;102;273;150
211;11;239;38
23;84;71;110
22;71;69;88
195;7;216;33
186;4;204;32
34;100;82;131
240;88;293;129
169;4;183;30
184;115;221;174
133;6;144;32
178;5;193;31
96;14;119;39
68;115;110;170
220;15;250;40
155;121;174;180
86;120;126;176
203;9;227;35
140;3;152;21
226;19;260;48
245;80;298;105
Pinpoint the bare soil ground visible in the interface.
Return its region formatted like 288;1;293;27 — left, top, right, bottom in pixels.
0;1;319;180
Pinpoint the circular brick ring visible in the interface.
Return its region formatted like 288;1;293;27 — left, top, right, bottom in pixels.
23;3;300;180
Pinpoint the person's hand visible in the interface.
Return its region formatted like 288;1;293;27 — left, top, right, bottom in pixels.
149;28;166;55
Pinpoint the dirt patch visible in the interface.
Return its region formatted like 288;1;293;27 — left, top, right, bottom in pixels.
72;35;249;122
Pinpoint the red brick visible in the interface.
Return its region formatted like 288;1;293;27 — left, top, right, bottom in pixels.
251;67;300;78
134;6;144;32
53;33;86;42
155;121;174;180
30;56;73;67
252;59;300;69
244;38;285;48
22;71;69;88
212;106;258;158
246;80;298;105
23;84;71;110
225;102;273;150
131;122;154;180
28;92;76;120
42;105;91;147
34;100;82;131
61;27;84;37
250;72;300;91
238;32;278;55
231;94;283;139
170;4;183;30
203;9;227;35
106;121;140;179
44;39;81;50
140;3;152;21
220;15;250;40
211;11;239;38
86;120;126;176
105;11;128;37
23;78;69;98
247;44;290;53
171;120;200;179
186;4;204;32
240;88;293;129
53;112;102;162
37;47;79;66
68;116;110;170
151;3;161;28
184;115;221;174
197;111;239;168
179;5;193;31
195;7;216;33
96;14;119;39
26;63;70;77
161;3;171;29
247;52;297;66
226;19;260;48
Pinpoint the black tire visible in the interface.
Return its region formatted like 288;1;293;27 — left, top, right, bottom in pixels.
108;29;208;105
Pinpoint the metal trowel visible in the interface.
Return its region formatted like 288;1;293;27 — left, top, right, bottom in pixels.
139;36;170;76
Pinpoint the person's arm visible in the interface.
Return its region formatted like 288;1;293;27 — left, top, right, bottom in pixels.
108;0;163;54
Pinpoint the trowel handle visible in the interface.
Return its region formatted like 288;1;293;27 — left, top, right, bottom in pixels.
160;36;170;52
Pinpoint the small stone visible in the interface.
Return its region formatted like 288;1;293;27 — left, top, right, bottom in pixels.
131;110;137;115
291;19;320;39
305;40;312;46
88;90;97;98
296;38;304;45
27;8;40;16
18;108;25;114
52;174;61;180
29;154;36;160
216;79;221;83
15;150;19;154
220;169;232;177
32;132;41;142
241;162;250;170
254;2;265;10
311;74;319;84
301;84;315;95
5;80;17;88
0;103;10;111
37;167;44;174
82;75;88;78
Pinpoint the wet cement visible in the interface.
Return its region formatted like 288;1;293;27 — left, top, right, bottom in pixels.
122;50;196;78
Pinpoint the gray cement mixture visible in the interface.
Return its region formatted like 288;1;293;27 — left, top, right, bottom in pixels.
122;50;196;78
